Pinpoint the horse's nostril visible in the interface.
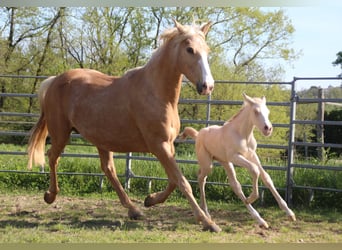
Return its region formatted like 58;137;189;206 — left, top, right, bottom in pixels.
265;125;273;132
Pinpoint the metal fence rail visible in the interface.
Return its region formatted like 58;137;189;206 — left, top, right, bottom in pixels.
1;75;342;206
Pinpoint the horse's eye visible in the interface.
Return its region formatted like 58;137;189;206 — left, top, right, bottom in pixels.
254;108;260;115
186;47;194;54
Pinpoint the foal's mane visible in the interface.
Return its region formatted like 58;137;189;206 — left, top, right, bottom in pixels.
226;107;246;124
225;97;264;124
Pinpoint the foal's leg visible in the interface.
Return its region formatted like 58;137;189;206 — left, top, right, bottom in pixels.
231;154;260;204
197;153;214;219
97;148;143;220
146;142;221;232
250;153;296;221
223;162;269;228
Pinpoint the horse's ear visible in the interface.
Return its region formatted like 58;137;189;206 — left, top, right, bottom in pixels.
173;18;186;34
200;21;212;36
261;96;266;103
243;92;254;105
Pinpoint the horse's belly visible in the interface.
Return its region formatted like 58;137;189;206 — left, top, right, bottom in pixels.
79;127;149;153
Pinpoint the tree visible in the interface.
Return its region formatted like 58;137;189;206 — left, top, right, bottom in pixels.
332;51;342;77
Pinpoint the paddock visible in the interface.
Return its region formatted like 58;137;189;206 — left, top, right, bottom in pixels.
0;192;341;243
0;75;342;208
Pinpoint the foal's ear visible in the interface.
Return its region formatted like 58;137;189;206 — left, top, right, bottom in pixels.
200;21;212;36
261;96;266;103
242;92;255;105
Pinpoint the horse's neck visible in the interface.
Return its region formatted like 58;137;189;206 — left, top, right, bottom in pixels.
144;45;183;106
226;107;255;139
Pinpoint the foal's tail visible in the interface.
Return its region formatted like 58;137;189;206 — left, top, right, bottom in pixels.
179;127;199;140
27;76;55;170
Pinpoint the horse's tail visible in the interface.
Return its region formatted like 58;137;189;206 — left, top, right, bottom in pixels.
27;76;55;170
179;127;199;140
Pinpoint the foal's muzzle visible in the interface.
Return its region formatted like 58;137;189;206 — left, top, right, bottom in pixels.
263;124;273;136
197;82;214;95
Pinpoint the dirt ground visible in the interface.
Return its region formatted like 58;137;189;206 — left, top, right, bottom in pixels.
0;192;341;243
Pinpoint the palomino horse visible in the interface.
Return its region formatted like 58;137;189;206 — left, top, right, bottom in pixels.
27;20;221;232
180;93;296;228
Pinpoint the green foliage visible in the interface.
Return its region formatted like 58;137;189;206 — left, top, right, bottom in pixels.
0;144;341;209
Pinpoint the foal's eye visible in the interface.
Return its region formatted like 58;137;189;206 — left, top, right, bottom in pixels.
186;47;194;54
254;108;261;115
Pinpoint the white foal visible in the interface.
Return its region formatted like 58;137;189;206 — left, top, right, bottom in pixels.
180;93;296;228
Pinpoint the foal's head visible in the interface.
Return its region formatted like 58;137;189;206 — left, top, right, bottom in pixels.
243;93;273;136
160;19;214;95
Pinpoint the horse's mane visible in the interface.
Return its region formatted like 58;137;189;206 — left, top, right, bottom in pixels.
159;23;206;45
225;107;246;124
148;23;208;63
224;97;264;124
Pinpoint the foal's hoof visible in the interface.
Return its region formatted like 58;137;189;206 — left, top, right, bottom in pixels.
203;222;222;233
288;214;296;222
258;221;269;229
44;191;56;204
128;208;144;220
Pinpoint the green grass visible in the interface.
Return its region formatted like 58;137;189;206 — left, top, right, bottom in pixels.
0;143;341;209
0;142;341;243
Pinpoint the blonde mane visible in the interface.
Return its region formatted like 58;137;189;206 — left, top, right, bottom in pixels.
148;23;209;64
225;97;264;124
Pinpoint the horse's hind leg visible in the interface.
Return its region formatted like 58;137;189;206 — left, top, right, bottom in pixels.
97;148;143;220
44;131;70;204
144;181;176;207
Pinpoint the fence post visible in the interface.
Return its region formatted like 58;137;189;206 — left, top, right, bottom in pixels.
125;152;133;190
206;94;211;127
317;88;325;161
286;78;297;207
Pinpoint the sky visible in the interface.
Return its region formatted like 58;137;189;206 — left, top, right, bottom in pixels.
275;3;342;90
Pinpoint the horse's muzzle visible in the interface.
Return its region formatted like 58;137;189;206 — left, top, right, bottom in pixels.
197;82;214;95
263;124;273;136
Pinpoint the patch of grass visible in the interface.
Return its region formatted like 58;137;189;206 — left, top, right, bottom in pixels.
0;191;341;243
0;143;342;210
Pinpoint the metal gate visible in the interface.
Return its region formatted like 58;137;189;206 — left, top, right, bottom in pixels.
0;75;341;206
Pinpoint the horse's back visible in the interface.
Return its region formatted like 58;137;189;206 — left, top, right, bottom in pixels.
56;68;115;87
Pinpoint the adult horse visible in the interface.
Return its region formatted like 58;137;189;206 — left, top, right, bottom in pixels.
180;93;296;228
27;20;221;232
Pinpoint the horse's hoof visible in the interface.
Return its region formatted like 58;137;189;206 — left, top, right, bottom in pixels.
259;221;269;229
44;191;56;204
144;195;155;207
128;208;144;220
203;222;222;233
288;214;296;221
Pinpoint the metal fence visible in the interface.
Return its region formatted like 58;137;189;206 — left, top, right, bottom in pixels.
1;75;341;206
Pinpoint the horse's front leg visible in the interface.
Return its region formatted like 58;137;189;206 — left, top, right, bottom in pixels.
223;162;269;228
250;153;296;221
231;154;260;204
148;142;221;232
97;148;143;220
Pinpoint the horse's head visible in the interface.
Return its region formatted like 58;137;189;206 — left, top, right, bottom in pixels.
243;93;273;137
165;19;214;95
